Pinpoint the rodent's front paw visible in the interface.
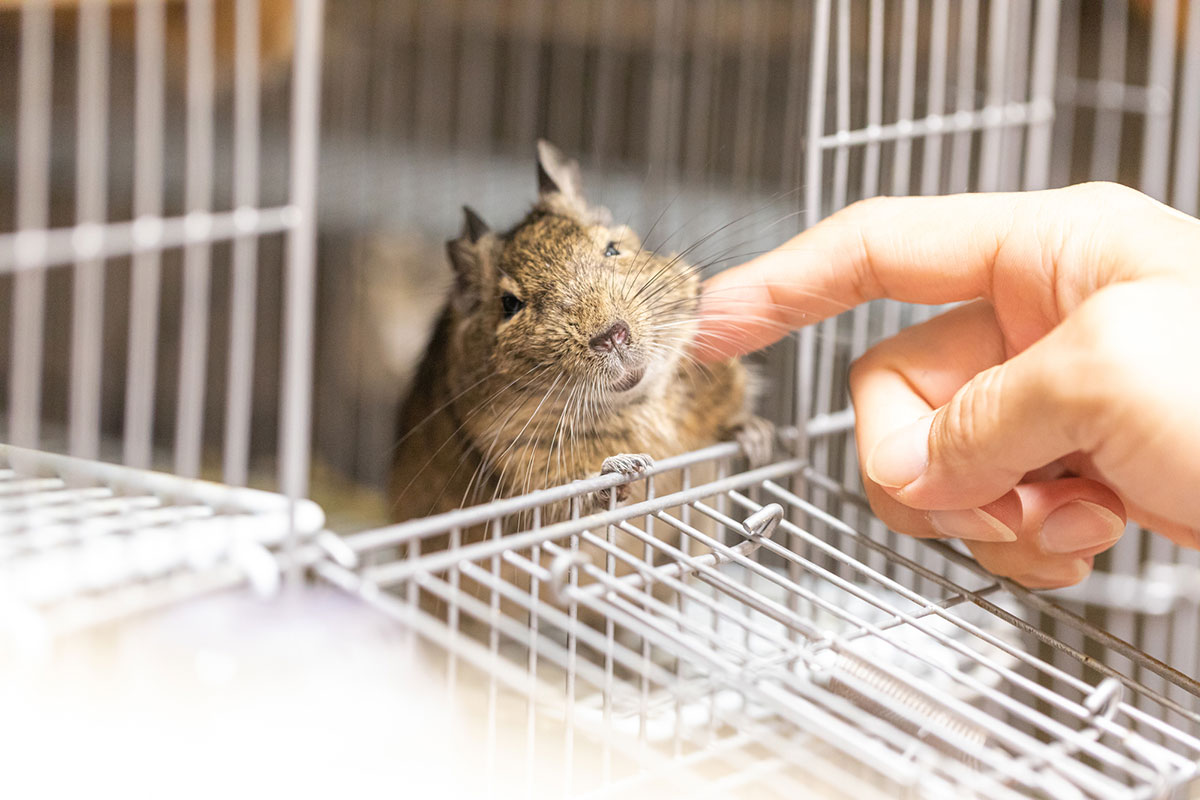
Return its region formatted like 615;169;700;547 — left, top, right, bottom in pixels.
733;416;775;468
601;453;654;477
594;453;655;506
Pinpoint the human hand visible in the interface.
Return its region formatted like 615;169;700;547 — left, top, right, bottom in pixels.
696;182;1200;588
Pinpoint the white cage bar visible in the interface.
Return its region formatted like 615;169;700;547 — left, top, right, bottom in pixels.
1;0;324;628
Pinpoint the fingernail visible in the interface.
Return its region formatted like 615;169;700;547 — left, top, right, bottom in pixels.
928;508;1018;543
866;414;934;489
1040;501;1125;555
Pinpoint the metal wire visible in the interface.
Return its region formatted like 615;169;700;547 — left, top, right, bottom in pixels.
123;0;167;471
0;0;325;641
0;444;325;641
331;438;1200;798
2;2;1200;797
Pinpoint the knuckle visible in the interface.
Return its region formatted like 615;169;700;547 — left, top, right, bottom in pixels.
847;336;903;392
1063;180;1139;207
934;364;1005;466
1060;182;1157;234
841;194;889;220
969;545;1093;589
846;350;877;393
833;198;891;300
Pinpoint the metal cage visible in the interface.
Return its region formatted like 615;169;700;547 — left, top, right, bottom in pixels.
1;1;1199;798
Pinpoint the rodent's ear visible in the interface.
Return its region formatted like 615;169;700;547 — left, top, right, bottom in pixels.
446;207;494;314
461;205;490;243
536;139;584;201
536;139;613;225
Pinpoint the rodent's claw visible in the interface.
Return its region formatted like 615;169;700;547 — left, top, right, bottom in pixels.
734;416;775;468
594;453;655;507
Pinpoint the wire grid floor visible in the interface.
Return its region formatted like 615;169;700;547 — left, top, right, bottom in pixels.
0;444;325;650
319;433;1200;800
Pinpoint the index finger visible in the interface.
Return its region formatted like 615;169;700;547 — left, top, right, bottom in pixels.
692;183;1181;361
694;192;1027;361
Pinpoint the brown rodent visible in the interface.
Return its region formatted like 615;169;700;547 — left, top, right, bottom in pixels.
389;141;772;527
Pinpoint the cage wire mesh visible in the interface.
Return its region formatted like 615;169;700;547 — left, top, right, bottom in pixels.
2;0;1200;798
0;0;325;616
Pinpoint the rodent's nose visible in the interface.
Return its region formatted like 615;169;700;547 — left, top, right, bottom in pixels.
589;320;630;353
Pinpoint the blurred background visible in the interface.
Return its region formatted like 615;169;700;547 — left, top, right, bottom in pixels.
2;0;1190;531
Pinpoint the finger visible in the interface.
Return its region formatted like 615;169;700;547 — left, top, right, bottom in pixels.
861;476;1022;543
695;192;1019;359
694;182;1184;361
861;474;1125;588
849;300;1044;513
966;478;1126;589
861;290;1120;511
973;548;1095;591
1059;445;1200;549
850;302;1019;541
1098;498;1197;550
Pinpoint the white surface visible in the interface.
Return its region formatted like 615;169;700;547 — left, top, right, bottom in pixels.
0;586;497;799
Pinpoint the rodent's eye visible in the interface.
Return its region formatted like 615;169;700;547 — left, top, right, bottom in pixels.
604;242;621;257
500;292;525;319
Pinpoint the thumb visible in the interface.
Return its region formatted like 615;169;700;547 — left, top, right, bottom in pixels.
865;316;1096;511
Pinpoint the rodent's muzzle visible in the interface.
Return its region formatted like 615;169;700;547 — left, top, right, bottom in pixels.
588;320;630;353
610;365;645;393
588;318;646;393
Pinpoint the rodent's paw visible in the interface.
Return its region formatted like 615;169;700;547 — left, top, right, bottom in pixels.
600;453;654;477
733;416;775;468
594;453;655;507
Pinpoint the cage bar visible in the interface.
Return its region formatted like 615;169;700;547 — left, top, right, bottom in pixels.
1;3;1198;797
123;0;167;470
8;1;53;449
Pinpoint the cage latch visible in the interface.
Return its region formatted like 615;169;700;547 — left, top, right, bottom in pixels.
1082;677;1123;721
548;551;592;605
1082;677;1179;790
742;503;784;541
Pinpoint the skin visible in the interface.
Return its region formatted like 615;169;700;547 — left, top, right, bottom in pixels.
696;182;1200;589
389;142;761;525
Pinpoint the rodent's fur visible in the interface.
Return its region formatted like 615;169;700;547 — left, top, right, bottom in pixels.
389;141;769;525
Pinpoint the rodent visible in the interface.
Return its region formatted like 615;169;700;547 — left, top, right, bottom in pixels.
389;140;772;527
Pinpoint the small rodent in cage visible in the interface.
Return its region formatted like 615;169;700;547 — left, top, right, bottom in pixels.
388;141;773;524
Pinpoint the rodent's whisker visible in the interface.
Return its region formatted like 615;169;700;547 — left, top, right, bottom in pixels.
480;374;571;507
384;366;498;458
692;289;855;315
546;376;580;501
547;382;576;494
662;196;800;267
421;366;556;507
679;311;811;331
625;200;800;303
501;379;566;503
618;193;682;299
393;369;546;514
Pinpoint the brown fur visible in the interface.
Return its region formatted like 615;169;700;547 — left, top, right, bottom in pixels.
389;141;763;526
387;142;771;627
